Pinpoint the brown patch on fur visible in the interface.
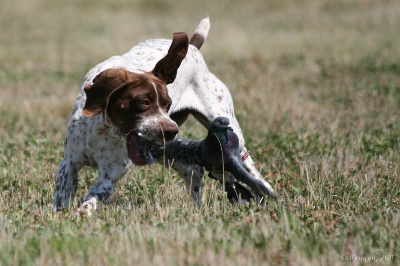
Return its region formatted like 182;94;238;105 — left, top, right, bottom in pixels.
189;33;204;49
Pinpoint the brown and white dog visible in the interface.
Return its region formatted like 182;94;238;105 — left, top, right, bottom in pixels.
53;18;274;216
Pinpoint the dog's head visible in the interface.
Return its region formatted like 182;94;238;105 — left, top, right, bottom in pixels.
82;33;189;165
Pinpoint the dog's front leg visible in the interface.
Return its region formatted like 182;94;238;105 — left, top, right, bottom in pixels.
78;164;129;216
78;178;114;216
53;159;84;210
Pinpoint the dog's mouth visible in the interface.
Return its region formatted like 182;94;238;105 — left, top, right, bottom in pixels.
126;131;158;165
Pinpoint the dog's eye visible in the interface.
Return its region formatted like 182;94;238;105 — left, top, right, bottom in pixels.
166;103;171;112
130;99;150;112
139;100;150;106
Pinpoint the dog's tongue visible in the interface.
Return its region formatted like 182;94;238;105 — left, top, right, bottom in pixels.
127;133;149;166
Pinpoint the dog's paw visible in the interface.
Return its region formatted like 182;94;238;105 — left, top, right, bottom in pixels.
77;198;97;217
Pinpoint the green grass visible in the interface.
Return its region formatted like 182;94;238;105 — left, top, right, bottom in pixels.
1;0;399;265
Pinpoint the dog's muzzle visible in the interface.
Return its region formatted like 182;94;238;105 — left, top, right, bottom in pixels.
126;131;158;165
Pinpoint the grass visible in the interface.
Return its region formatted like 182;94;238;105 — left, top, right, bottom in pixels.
0;0;399;265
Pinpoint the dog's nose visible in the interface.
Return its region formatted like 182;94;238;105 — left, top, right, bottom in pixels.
162;123;179;141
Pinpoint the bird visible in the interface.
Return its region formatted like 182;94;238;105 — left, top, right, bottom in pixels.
151;117;273;202
199;117;273;200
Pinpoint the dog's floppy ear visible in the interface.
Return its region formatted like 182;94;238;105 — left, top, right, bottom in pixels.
152;32;189;84
83;69;131;117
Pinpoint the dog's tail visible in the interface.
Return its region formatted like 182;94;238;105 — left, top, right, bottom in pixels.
189;17;210;50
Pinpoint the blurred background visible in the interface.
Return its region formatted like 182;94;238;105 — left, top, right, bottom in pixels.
1;0;399;136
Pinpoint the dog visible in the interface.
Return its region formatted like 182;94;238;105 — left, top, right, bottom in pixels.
53;18;275;216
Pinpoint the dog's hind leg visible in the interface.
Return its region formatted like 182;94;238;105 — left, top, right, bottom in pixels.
169;161;204;204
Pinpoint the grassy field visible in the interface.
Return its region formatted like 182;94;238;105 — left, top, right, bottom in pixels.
0;0;399;265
